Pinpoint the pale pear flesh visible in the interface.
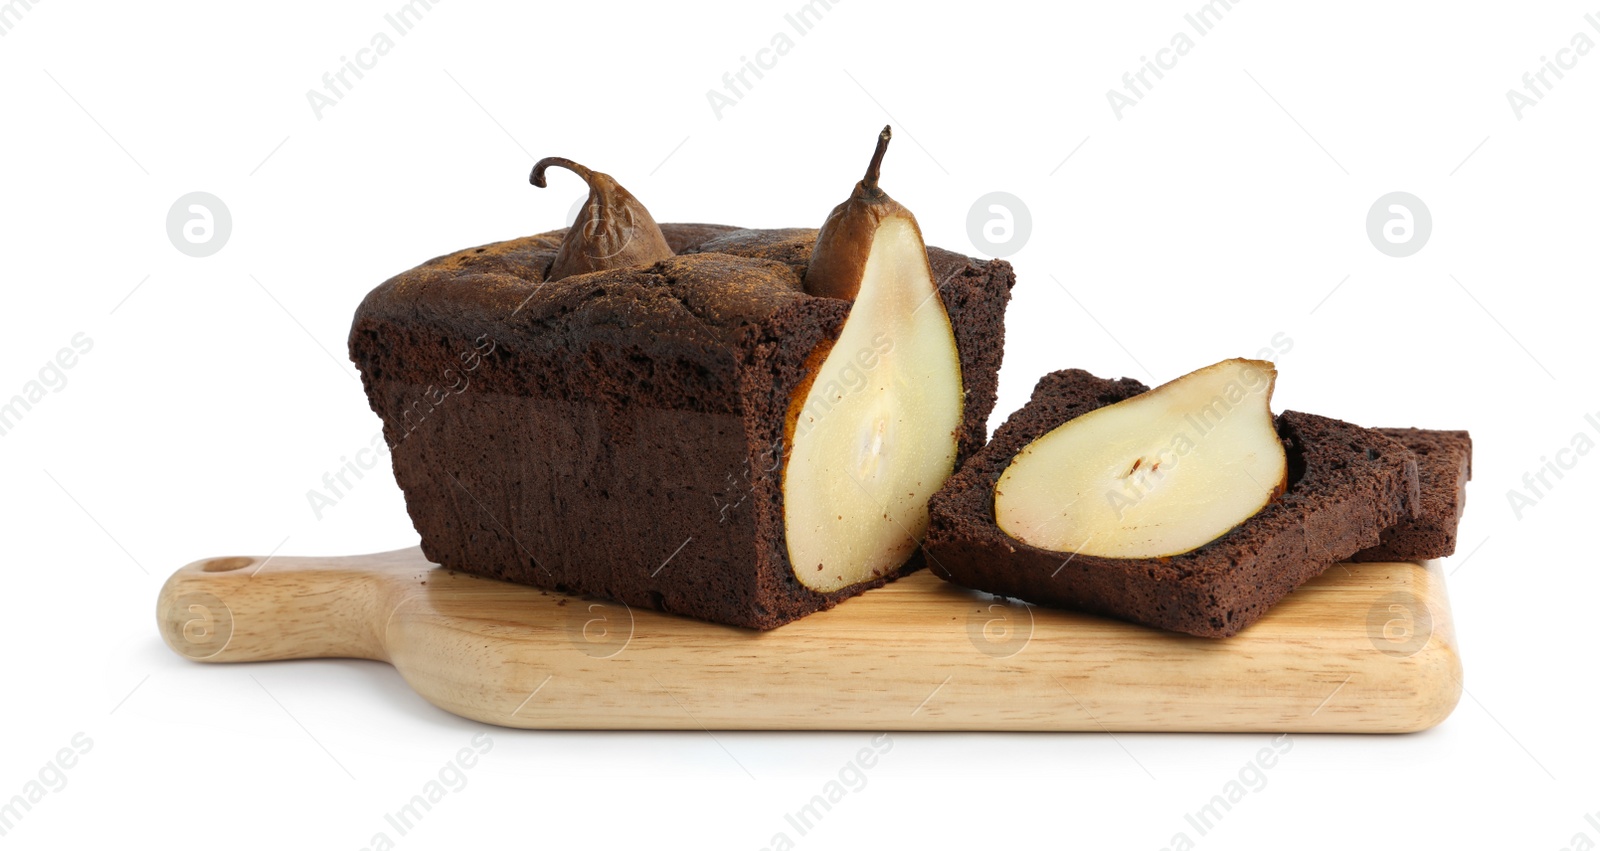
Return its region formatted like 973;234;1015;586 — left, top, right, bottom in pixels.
783;216;964;593
994;358;1287;559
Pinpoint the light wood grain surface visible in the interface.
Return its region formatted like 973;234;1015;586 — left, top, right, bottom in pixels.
155;547;1461;732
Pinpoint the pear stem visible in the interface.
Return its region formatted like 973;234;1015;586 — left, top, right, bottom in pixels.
530;157;595;189
862;125;892;191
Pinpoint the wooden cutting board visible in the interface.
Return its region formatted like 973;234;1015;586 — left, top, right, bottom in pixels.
155;547;1462;732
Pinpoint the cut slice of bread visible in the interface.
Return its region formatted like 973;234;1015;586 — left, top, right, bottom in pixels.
1349;428;1472;562
924;369;1422;638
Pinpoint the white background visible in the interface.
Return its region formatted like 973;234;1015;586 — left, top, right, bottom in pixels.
2;0;1596;848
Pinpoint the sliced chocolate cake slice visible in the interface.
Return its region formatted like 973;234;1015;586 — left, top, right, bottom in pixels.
924;368;1422;638
1350;428;1472;562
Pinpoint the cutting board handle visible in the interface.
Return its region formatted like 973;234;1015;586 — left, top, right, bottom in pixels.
156;551;393;663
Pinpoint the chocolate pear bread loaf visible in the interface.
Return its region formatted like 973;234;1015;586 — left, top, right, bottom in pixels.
1350;428;1472;562
349;222;1014;629
924;369;1423;638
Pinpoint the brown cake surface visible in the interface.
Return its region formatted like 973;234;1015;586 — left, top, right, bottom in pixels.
924;369;1421;638
349;223;1014;629
1350;428;1472;562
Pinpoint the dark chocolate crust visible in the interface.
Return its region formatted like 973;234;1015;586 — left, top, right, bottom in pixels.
924;369;1422;638
349;223;1014;629
1349;428;1472;562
